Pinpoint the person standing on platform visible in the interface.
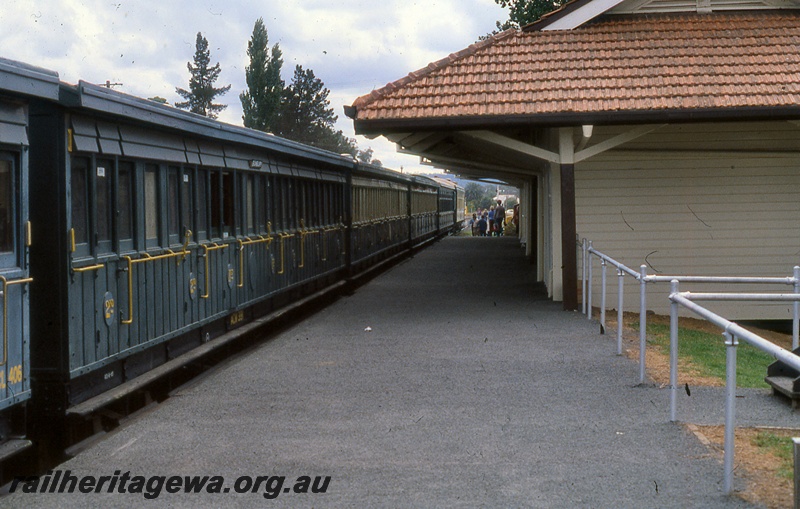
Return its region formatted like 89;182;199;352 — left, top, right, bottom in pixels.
494;200;505;236
478;212;488;236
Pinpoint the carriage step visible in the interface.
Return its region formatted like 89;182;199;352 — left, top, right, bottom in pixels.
0;438;33;462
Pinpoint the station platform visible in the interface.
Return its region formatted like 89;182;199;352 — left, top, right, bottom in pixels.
4;236;796;507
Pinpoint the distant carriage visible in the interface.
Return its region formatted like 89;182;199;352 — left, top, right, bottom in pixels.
0;57;463;470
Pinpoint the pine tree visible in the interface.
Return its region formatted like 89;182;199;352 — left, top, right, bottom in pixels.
279;65;334;143
240;18;284;132
175;32;231;119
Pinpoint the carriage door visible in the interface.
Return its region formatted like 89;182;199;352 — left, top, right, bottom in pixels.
0;144;29;398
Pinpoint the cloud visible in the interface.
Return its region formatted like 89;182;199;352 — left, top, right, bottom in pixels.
0;0;506;170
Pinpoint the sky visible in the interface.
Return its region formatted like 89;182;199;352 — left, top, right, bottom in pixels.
0;0;507;173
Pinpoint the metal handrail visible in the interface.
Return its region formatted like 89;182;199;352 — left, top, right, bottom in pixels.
320;225;341;262
71;263;105;273
200;242;229;299
0;275;33;366
298;219;321;269
237;225;274;288
579;237;800;496
582;239;647;368
121;231;193;324
277;232;293;275
668;282;800;495
580;238;800;383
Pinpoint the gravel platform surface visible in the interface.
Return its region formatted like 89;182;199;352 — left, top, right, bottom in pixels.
5;236;790;508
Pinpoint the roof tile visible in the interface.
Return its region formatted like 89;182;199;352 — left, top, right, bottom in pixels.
351;11;800;121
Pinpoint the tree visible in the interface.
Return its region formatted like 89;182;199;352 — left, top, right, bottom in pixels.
278;65;348;153
175;32;231;119
240;18;284;132
464;182;495;211
356;147;374;164
323;129;359;156
356;147;382;167
493;0;568;31
238;18;369;156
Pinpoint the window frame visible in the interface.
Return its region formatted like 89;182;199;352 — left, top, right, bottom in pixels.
144;163;160;250
116;160;136;253
0;151;18;268
94;157;114;255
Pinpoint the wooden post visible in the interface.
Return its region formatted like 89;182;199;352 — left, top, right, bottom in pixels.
560;162;578;310
559;127;578;311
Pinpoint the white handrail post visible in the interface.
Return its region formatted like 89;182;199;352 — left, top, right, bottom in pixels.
617;268;624;355
587;241;593;320
600;258;607;332
723;331;738;495
639;264;647;384
793;437;800;509
669;279;679;423
582;238;588;315
793;266;799;350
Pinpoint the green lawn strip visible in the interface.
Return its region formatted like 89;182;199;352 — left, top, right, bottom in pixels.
751;432;794;479
643;323;773;388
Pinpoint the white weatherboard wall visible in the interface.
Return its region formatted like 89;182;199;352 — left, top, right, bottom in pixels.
576;148;800;320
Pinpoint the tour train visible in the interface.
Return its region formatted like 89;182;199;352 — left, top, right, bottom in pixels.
0;57;464;470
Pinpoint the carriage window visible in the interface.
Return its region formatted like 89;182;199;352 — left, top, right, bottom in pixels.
246;174;255;234
275;177;284;230
181;168;193;239
96;159;112;252
118;162;134;247
70;158;89;249
299;181;307;228
197;169;208;241
310;182;317;227
168;167;180;244
322;184;331;225
222;171;235;238
0;158;13;254
210;171;235;239
290;180;297;229
145;165;159;247
263;176;272;233
210;171;221;239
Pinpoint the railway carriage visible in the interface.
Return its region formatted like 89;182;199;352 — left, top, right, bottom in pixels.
349;164;412;271
455;185;466;227
430;176;465;235
0;56;463;472
0;59;60;456
28;80;352;446
409;176;440;243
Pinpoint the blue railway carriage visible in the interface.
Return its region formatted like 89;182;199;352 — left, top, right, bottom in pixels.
455;185;466;227
409;176;440;242
0;56;463;468
349;164;411;270
430;176;465;234
27;81;350;443
0;59;60;453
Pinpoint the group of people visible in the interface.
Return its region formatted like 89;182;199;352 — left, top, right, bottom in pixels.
469;200;506;237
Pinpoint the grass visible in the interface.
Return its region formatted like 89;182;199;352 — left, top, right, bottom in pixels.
751;431;795;479
643;323;775;388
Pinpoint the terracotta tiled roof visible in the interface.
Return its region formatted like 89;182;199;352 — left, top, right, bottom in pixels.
349;11;800;124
